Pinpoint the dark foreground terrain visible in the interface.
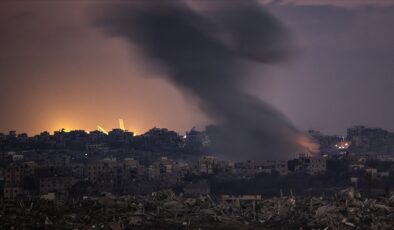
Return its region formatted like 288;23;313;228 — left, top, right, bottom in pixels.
1;187;393;229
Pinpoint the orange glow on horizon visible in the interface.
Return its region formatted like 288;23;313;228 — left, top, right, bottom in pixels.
49;121;145;135
49;118;80;134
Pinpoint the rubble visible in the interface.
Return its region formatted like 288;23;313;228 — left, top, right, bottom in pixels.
1;187;393;229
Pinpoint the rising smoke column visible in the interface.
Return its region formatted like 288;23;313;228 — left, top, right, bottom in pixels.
95;0;318;160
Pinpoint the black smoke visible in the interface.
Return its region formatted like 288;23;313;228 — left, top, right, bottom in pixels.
95;0;318;160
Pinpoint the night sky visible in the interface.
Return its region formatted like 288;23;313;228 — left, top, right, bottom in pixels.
1;0;394;136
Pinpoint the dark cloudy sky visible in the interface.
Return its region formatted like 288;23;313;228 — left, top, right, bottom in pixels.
0;0;393;135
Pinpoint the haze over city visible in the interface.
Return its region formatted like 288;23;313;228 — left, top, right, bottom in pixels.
1;0;394;136
2;1;394;229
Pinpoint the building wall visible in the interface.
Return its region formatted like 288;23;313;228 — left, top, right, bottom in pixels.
3;165;24;199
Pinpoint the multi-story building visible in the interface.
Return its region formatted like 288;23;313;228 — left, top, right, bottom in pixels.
197;156;218;174
22;161;37;176
124;158;144;177
39;176;75;200
296;155;327;175
87;158;128;194
347;126;394;155
254;160;289;175
87;159;117;183
3;165;25;199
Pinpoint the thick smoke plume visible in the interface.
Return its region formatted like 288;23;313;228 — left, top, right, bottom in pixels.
96;0;318;160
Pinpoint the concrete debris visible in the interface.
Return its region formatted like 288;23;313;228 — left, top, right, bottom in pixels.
315;205;337;217
0;187;393;229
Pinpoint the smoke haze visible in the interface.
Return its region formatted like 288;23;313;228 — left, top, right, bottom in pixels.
95;0;318;160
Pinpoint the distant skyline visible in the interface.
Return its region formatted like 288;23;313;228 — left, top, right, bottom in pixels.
1;1;394;136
